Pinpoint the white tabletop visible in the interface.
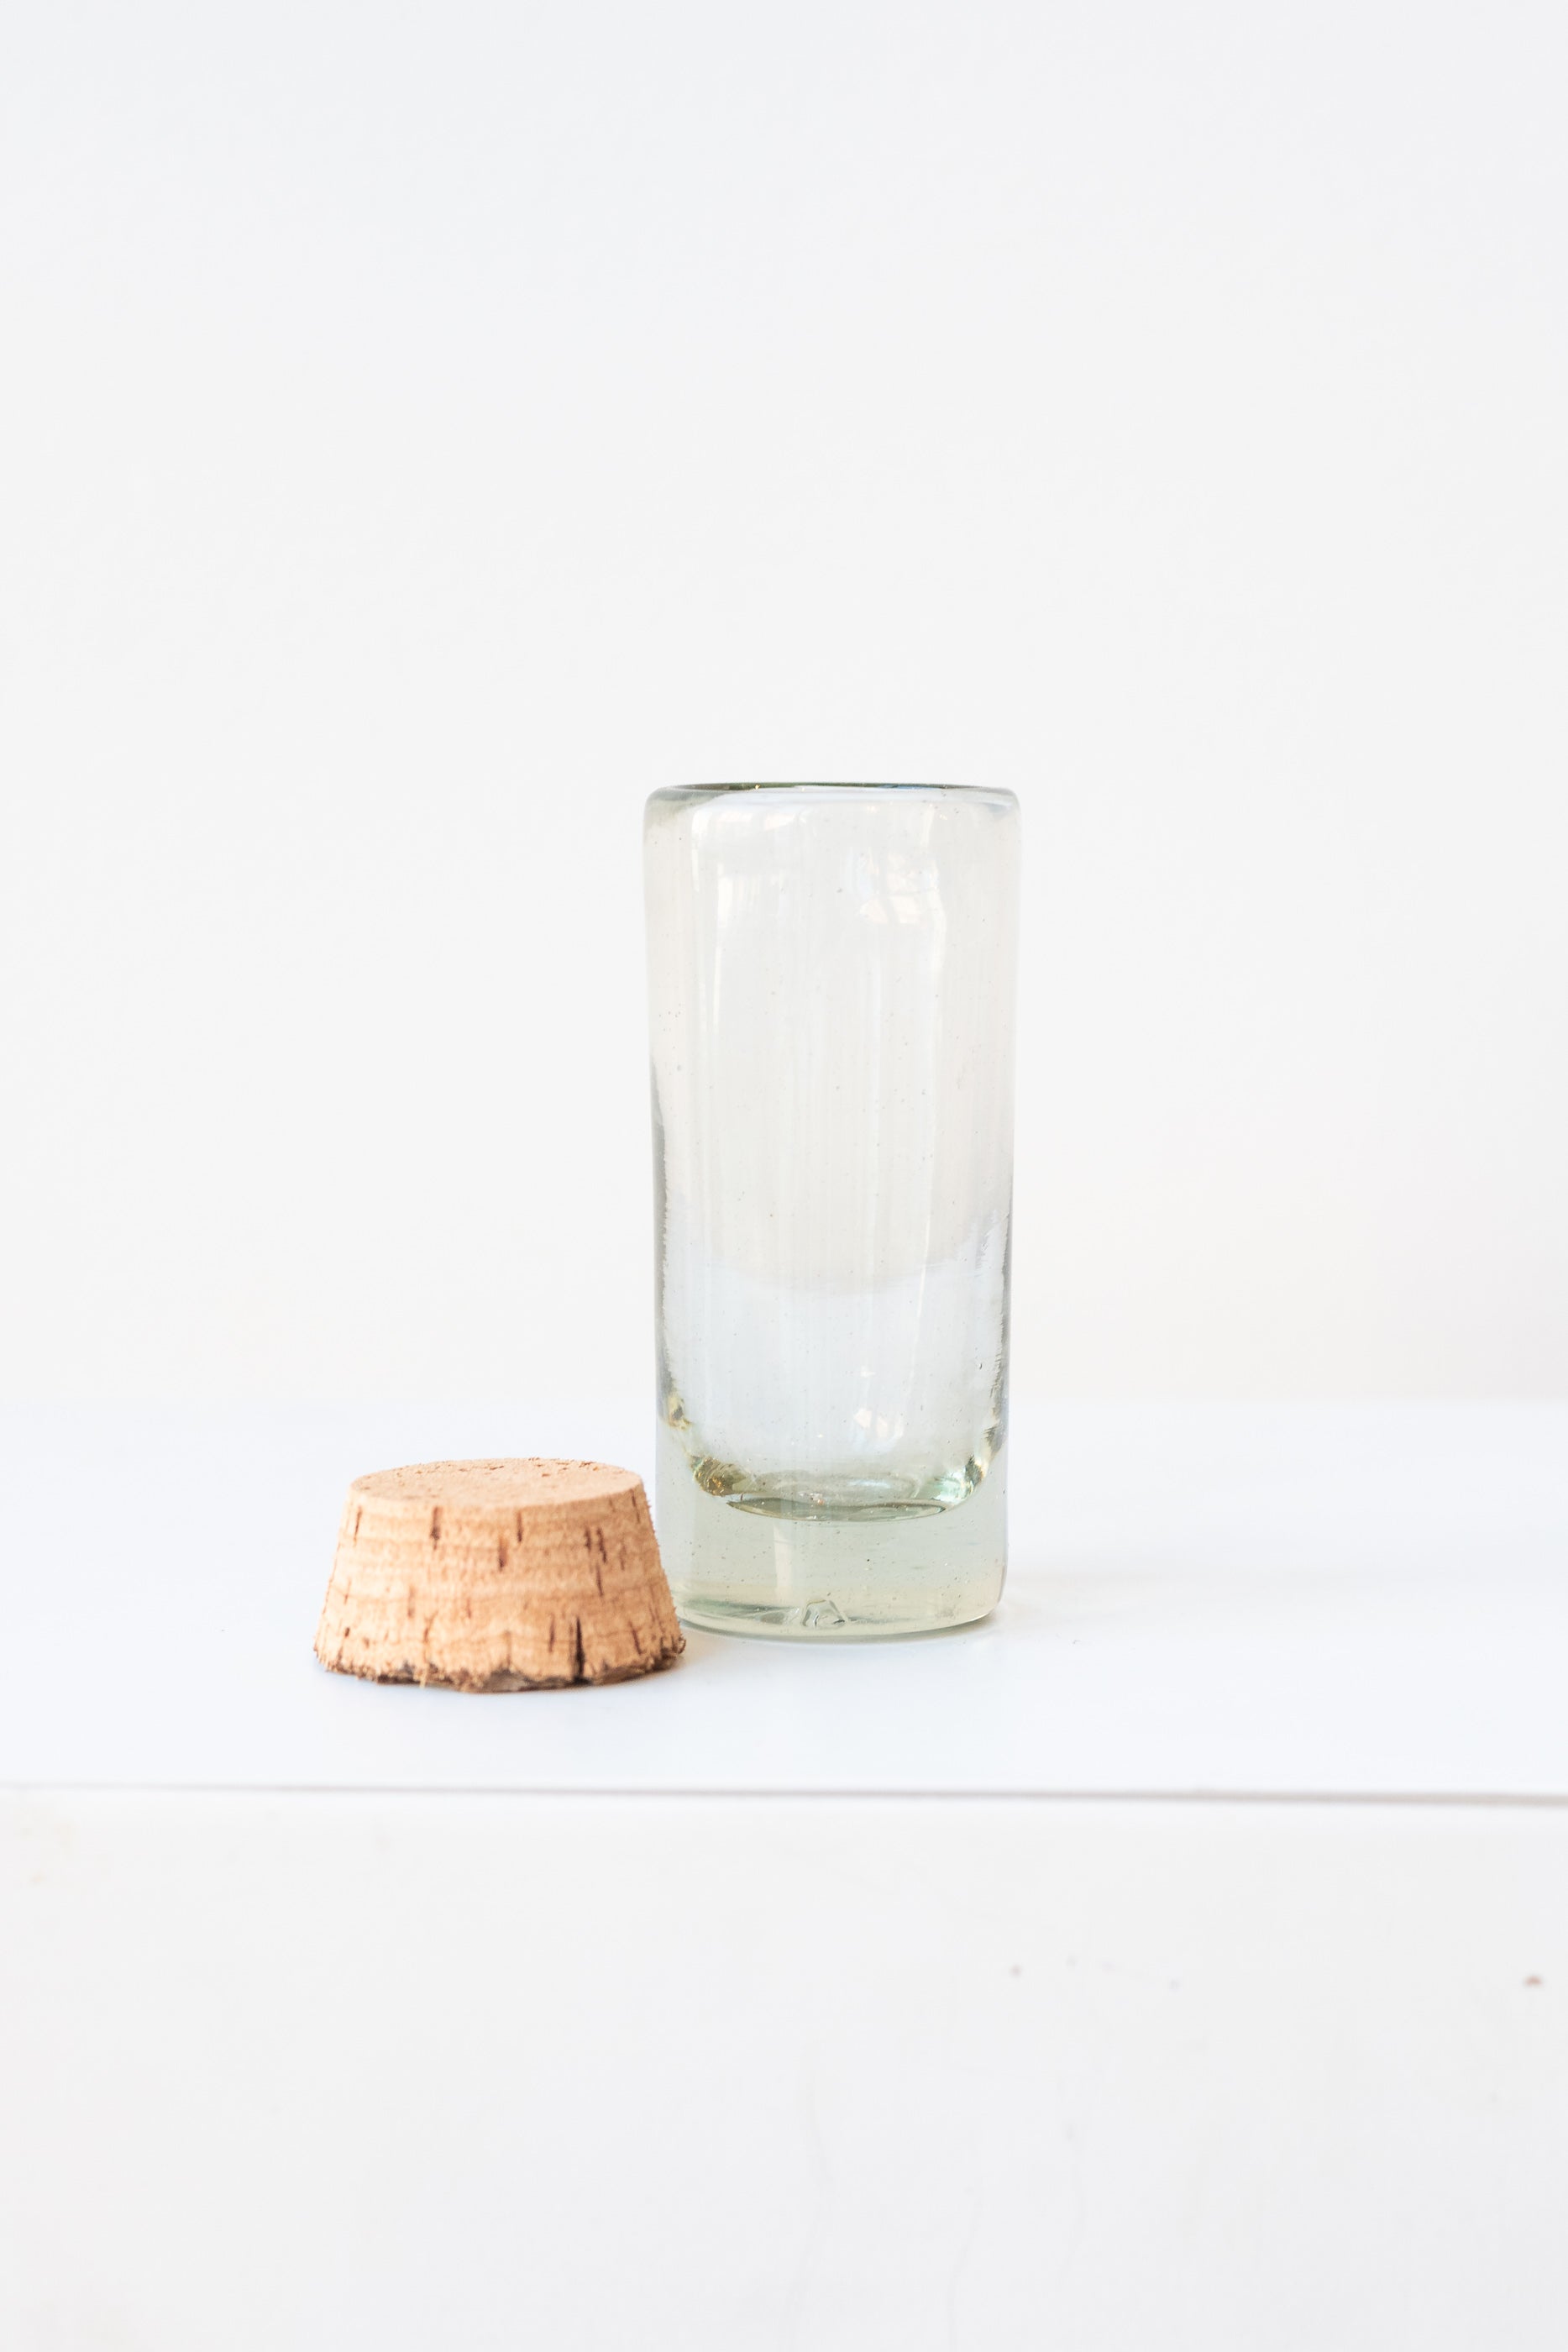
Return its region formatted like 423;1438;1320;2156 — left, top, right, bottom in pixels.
3;1400;1564;1798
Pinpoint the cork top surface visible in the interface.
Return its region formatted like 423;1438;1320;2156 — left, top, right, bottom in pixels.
352;1458;642;1510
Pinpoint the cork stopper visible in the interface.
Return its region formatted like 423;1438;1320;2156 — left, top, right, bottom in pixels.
314;1458;684;1691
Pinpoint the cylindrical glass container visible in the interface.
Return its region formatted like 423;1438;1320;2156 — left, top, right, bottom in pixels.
644;783;1020;1638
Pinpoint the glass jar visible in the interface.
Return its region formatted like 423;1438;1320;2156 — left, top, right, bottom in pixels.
644;783;1020;1636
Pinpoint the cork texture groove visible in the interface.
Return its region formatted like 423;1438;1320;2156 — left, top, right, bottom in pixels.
314;1458;684;1690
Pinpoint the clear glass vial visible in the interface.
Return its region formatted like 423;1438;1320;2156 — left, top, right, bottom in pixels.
644;783;1020;1638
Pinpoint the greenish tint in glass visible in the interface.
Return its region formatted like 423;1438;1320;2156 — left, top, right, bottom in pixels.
645;783;1020;1637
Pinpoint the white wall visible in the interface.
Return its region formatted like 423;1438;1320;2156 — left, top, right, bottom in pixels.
2;0;1564;1402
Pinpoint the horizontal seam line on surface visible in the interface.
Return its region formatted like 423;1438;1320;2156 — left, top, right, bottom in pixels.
3;1782;1567;1809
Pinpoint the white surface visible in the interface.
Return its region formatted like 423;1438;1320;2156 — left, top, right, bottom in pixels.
6;1405;1565;2349
4;1792;1565;2352
4;1;1567;1406
5;1401;1565;1797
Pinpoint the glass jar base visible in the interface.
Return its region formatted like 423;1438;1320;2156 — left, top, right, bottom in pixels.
672;1589;1001;1641
656;1422;1006;1641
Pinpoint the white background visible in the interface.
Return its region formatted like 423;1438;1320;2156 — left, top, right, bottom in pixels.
3;0;1564;1404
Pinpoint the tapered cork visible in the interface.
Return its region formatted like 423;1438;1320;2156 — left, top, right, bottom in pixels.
315;1458;684;1691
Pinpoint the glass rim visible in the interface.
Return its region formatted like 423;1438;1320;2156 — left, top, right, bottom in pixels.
647;780;1017;806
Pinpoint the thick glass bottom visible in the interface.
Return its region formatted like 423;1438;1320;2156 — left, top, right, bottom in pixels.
655;1420;1006;1639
